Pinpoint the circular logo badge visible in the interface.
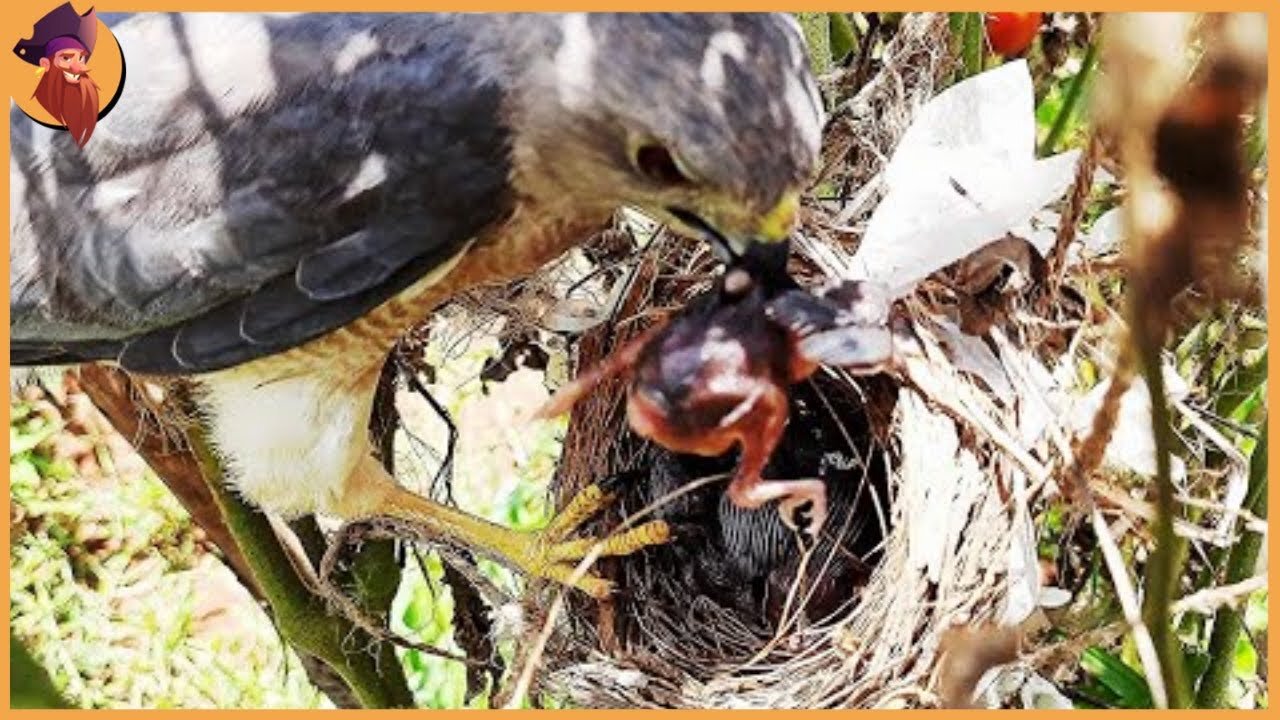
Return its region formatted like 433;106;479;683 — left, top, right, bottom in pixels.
9;3;126;148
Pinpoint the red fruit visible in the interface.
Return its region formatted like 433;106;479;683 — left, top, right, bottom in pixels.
985;12;1041;57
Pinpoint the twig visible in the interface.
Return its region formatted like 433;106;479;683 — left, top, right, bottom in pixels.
316;521;481;667
1067;347;1136;500
503;545;604;708
1092;484;1247;547
186;423;415;708
1089;506;1170;708
77;367;407;707
1171;575;1268;617
1171;397;1250;541
737;539;818;671
1044;134;1100;297
1172;494;1267;536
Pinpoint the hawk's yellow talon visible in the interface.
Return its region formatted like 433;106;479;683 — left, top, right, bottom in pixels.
543;482;615;541
344;468;669;598
537;564;615;599
543;520;672;564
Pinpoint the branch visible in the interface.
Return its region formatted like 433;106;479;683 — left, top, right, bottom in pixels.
1133;335;1191;708
77;365;412;708
186;422;414;708
342;359;412;698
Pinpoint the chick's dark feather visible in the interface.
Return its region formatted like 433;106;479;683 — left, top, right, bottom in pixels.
635;377;885;625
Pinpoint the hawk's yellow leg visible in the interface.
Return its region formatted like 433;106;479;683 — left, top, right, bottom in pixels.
335;456;669;598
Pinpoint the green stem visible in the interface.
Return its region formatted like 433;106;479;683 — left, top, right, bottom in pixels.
1196;418;1267;708
1134;334;1191;708
796;13;832;76
1041;40;1100;155
952;12;985;81
188;426;414;709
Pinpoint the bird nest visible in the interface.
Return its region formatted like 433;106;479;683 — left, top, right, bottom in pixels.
534;239;1010;710
476;14;1039;708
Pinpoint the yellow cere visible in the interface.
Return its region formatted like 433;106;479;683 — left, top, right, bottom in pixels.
758;191;799;242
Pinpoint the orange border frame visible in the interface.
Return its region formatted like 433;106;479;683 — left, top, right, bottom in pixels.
1;2;1275;715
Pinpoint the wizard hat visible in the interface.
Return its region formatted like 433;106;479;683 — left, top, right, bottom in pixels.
13;3;98;67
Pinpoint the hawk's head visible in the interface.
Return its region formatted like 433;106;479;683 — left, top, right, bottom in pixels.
504;13;823;254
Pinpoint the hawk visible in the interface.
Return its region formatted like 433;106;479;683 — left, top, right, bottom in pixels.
10;12;824;597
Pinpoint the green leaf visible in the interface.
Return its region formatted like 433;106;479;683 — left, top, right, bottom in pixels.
795;13;832;75
10;632;71;708
1081;646;1154;709
1039;40;1099;154
1233;634;1258;680
1036;83;1064;132
828;13;857;62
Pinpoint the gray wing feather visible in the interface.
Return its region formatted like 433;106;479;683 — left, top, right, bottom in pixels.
10;13;513;373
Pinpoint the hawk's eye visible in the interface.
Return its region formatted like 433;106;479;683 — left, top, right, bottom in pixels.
633;144;692;186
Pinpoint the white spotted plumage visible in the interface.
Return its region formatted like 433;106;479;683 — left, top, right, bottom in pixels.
554;13;596;110
700;30;748;91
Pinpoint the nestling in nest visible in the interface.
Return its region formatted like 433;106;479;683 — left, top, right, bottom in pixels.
538;239;897;537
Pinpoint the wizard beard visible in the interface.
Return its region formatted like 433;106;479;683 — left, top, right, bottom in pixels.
33;68;101;148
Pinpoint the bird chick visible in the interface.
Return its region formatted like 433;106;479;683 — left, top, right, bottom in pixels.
540;241;896;536
637;376;884;627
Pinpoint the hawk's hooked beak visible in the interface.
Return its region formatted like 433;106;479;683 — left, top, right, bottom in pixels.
756;191;800;244
667;192;800;264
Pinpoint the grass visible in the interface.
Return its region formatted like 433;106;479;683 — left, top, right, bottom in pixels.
9;388;325;708
9;319;563;709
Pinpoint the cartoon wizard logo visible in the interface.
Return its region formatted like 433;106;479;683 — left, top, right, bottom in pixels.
13;3;107;147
